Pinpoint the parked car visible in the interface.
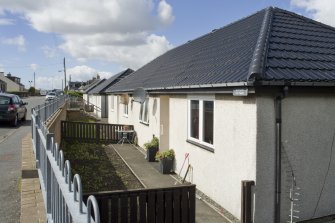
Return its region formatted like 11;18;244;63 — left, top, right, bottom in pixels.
0;93;28;126
45;92;56;101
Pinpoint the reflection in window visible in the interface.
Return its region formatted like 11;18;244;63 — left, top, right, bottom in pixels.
139;98;149;123
203;101;213;144
190;100;199;139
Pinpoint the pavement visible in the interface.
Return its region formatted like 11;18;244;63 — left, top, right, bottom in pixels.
111;143;233;223
20;134;46;223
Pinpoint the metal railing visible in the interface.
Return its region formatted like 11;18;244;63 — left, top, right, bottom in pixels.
31;95;100;223
67;96;101;114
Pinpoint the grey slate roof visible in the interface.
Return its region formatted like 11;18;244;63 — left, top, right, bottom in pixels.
110;7;335;93
91;69;133;94
84;79;105;94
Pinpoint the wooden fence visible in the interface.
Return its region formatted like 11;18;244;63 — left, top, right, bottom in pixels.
83;184;196;223
61;121;134;143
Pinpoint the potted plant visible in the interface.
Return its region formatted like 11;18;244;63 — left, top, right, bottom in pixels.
144;136;159;162
155;149;175;174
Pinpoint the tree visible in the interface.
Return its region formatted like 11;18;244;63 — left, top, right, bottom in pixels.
28;87;36;95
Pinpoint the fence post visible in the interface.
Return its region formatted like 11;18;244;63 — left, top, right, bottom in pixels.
46;133;55;213
96;123;100;143
241;180;255;223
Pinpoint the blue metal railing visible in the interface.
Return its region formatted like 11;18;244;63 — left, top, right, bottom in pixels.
31;95;100;223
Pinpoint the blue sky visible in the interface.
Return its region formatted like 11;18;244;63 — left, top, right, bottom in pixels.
0;0;332;90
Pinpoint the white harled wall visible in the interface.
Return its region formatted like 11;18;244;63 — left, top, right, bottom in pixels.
255;93;335;223
108;94;161;148
169;94;257;219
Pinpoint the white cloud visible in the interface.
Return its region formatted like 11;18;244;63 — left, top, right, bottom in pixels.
30;63;38;71
60;33;173;69
291;0;335;26
1;35;26;51
36;65;113;90
0;0;175;69
41;45;58;58
158;0;175;25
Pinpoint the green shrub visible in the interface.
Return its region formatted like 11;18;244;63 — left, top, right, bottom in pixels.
155;149;175;161
144;136;159;150
67;90;83;98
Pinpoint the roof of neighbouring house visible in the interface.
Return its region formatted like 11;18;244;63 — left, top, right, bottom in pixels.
110;7;335;93
91;68;133;94
84;78;106;94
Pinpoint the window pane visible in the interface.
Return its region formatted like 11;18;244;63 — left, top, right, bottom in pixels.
144;98;149;122
190;100;199;139
124;104;128;114
203;101;213;144
139;102;144;120
111;96;114;109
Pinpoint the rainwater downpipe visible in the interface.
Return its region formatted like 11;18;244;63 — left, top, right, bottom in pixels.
274;86;288;223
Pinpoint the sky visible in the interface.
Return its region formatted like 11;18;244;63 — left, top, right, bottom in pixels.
0;0;334;90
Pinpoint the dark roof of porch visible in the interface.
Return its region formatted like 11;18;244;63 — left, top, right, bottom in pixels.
93;68;134;94
109;7;335;93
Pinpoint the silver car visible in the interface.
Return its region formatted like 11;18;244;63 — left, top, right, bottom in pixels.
45;92;56;101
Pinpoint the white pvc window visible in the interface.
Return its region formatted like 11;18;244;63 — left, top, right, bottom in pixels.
139;98;149;124
188;97;214;147
123;103;128;116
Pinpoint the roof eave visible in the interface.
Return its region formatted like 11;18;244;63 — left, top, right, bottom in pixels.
258;80;335;87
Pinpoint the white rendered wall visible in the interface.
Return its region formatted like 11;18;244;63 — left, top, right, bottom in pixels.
169;94;257;219
108;95;118;124
115;96;161;147
255;93;335;223
254;96;276;223
83;94;88;102
281;95;335;221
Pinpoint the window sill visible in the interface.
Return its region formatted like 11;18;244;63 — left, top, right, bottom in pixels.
139;121;149;126
123;114;128;118
186;139;214;153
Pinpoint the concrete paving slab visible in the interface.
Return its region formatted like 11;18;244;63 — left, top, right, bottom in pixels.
110;144;230;223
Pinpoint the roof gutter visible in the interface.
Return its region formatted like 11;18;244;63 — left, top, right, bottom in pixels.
105;81;252;94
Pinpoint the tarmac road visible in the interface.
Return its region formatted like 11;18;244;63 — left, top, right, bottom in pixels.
0;96;44;223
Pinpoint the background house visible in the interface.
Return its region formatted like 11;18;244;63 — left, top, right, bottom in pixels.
0;79;6;92
87;69;133;118
0;72;25;92
104;7;335;223
82;78;105;104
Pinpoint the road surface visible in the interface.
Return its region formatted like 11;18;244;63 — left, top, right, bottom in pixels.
0;96;44;223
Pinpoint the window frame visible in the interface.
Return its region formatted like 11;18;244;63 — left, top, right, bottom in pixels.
139;97;149;124
187;95;215;151
123;103;128;117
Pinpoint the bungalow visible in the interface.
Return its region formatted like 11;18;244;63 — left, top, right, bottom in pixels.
86;69;133;118
82;78;105;106
105;7;335;223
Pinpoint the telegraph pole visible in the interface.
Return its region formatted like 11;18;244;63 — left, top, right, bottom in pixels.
33;72;36;89
63;57;67;91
